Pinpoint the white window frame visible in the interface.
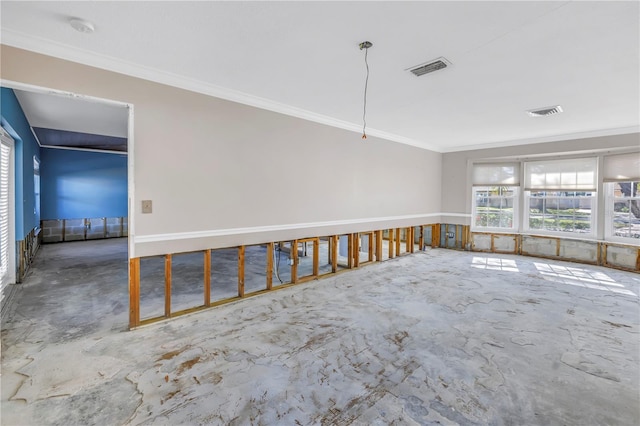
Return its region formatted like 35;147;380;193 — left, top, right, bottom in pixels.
523;157;598;239
472;186;519;233
605;181;640;245
524;190;596;238
0;127;16;296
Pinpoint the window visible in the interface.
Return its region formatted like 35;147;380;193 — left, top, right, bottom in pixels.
34;156;40;231
524;158;597;236
607;182;640;240
526;191;594;234
473;187;518;230
604;152;640;243
472;163;519;231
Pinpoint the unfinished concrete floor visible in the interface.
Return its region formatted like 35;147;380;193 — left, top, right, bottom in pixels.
1;239;639;425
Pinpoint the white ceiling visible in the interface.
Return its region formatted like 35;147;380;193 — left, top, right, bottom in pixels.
2;1;639;152
13;89;128;138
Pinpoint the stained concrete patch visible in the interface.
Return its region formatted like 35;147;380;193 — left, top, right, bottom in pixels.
12;339;123;403
560;352;620;382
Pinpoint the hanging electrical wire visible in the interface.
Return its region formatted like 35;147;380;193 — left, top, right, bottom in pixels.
359;41;373;139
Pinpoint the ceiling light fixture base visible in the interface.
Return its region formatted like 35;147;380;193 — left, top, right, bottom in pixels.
69;18;95;34
359;41;373;50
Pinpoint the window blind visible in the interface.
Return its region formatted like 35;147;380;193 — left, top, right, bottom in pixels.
603;152;640;182
524;157;597;191
472;163;520;186
1;139;11;293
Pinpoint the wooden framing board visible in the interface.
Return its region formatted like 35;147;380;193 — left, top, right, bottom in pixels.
432;224;440;248
128;224;640;330
238;246;245;296
266;242;274;290
129;258;140;329
164;254;172;318
395;228;402;256
313;240;319;276
204;250;211;306
331;235;338;272
418;226;424;251
352;234;360;268
296;238;320;282
346;235;353;269
291;240;299;283
367;232;374;261
405;228;412;254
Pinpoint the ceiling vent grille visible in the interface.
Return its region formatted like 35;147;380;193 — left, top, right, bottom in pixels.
527;105;563;117
407;57;451;77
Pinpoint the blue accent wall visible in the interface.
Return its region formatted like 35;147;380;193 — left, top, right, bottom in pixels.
1;87;40;239
40;148;127;219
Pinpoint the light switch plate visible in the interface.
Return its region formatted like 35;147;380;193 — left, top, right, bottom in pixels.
142;200;152;214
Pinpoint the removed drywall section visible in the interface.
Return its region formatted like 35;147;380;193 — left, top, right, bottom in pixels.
604;244;639;271
40;147;127;220
41;217;128;243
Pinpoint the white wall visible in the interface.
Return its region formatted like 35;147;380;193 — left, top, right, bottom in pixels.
1;46;442;257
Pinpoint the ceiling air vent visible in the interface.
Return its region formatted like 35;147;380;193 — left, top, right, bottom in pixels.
407;57;451;77
527;105;563;117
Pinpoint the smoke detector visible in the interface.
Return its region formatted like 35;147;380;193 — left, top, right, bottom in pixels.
69;18;95;34
407;57;451;77
527;105;563;117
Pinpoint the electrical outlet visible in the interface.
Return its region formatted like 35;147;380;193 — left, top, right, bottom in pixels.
142;200;153;214
447;232;455;238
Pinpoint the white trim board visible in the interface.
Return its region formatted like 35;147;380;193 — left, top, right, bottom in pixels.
134;212;471;245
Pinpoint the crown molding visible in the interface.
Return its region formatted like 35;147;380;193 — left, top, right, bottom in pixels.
441;126;640;153
1;30;441;152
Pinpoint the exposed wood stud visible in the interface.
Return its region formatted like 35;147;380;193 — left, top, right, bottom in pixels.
347;235;353;268
375;230;383;261
365;233;372;261
431;224;436;248
238;246;245;296
291;240;299;283
266;242;274;290
388;228;395;259
396;228;402;255
405;228;412;253
165;254;172;318
353;234;360;268
313;238;319;277
331;235;338;272
636;248;640;271
129;257;140;329
418;226;424;251
204;250;211;306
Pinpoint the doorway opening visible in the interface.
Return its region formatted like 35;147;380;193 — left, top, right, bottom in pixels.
0;79;134;331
